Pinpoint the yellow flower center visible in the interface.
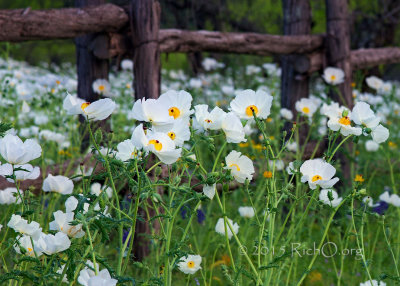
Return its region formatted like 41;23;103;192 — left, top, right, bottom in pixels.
98;85;105;92
311;175;322;182
27;247;33;252
168;107;181;119
354;174;364;182
168;132;176;140
81;102;90;111
126;83;131;89
302;107;310;114
205;119;212;123
131;150;138;157
263;171;273;178
187;261;195;268
149;139;163;151
245;105;259;117
338;116;351;126
56;80;61;85
266;118;272;123
229;163;241;171
330;75;336;81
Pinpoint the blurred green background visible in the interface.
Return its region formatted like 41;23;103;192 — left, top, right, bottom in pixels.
0;0;399;74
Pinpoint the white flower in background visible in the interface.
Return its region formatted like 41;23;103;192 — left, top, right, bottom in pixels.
0;188;22;205
194;104;226;130
65;196;79;212
77;261;99;286
43;174;74;195
158;90;194;121
56;265;69;284
39;130;66;145
269;159;285;171
49;210;85;238
121;59;133;70
188;78;202;89
202;57;224;71
245;65;262;75
63;94;116;121
35;232;71;255
221;112;246;143
363;196;377;207
178;255;202;275
0;134;42;164
379;191;400;207
371;124;389;143
78;268;117;286
224;151;254;183
365;140;379;152
14;235;42;257
366;76;384;91
286;161;298;175
116;139;139;161
92;79;111;96
295;98;319;118
321;102;348;119
360;279;386;286
153;118;190;147
238;206;255;218
0;163;40;183
230;89;273;120
319;189;343;207
300;159;339;190
286;141;297;152
7;214;42;239
203;184;216;199
21;101;30;113
327;112;362;136
378;82;392;95
280;108;293;120
215;217;239;239
90;183;112;198
132;124;181;165
322;67;345;85
351;102;380;129
132;98;173;126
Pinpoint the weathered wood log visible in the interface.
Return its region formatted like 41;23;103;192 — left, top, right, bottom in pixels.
0;4;128;41
326;0;352;107
130;0;161;100
351;47;400;70
159;29;323;56
281;0;312;120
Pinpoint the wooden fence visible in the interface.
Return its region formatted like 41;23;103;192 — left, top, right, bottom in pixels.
0;0;400;112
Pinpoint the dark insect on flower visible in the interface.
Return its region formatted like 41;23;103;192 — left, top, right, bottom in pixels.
372;201;389;215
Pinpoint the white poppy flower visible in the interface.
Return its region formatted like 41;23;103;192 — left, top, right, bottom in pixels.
116;139;140;161
90;183;112;198
322;67;345;85
14;235;43;257
203;184;216;199
0;163;40;183
0;188;22;205
224;150;254;183
286;161;298;175
0;134;42;164
178;255;202;275
238;206;255;218
280;108;293;120
327;113;362;136
319;189;343;207
365;140;379;152
362;196;378;207
158;90;194;120
378;82;392;95
221;112;246;143
366;76;383;91
49;210;85;238
43;174;74;195
63;94;116;121
7;214;42;239
230;89;273;120
153;118;190;147
321;102;348;119
360;279;386;286
215;217;239;239
131;98;174;126
300;159;339;190
65;196;79;212
79;268;117;286
92;79;111;96
132;124;181;165
351;102;380;129
371;124;389;143
194;104;226;131
295;98;319;118
379;191;400;207
35;232;71;255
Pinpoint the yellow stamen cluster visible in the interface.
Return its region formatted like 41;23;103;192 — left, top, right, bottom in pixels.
149;139;163;151
81;102;90;111
302;107;310;114
168;132;176;140
229;163;241;171
168;107;181;119
245;105;259;117
98;85;105;92
187;261;195;268
311;175;322;182
338;116;351;126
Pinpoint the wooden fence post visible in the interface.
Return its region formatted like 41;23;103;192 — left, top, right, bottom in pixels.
130;0;161;99
325;0;352;107
281;0;312;117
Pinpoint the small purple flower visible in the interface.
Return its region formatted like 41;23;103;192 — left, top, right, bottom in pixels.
373;201;389;215
197;209;206;224
194;278;200;286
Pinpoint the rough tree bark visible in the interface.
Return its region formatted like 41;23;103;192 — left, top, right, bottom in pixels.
326;0;352;107
75;0;110;150
130;0;161;100
281;0;312;118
